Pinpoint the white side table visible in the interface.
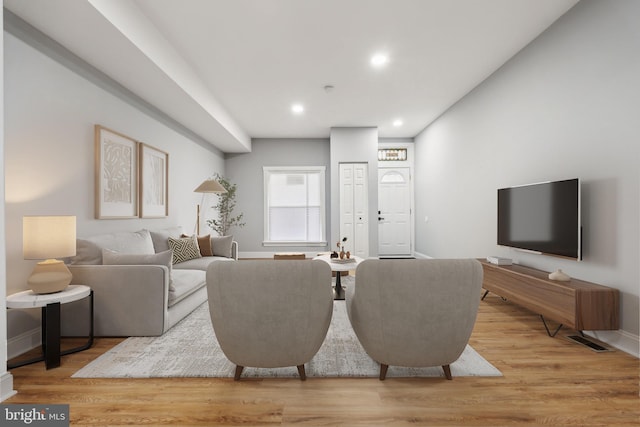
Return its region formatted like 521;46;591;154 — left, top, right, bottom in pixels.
7;284;94;370
313;255;363;300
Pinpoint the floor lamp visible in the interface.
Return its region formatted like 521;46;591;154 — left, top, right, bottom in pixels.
193;179;227;235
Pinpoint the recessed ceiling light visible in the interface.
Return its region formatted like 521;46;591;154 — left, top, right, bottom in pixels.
371;53;389;68
393;119;403;127
291;104;304;114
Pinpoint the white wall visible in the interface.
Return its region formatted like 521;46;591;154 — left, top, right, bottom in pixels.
330;128;379;257
414;0;639;354
1;2;18;402
4;31;224;353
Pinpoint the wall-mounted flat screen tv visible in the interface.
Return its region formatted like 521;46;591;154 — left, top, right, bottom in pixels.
497;178;581;260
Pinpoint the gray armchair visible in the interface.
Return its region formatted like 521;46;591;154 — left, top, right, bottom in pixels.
346;258;483;380
206;260;333;380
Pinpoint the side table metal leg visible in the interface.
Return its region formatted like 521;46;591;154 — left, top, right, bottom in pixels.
43;302;61;369
61;290;95;356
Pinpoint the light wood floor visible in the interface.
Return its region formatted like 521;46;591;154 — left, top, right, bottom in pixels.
6;293;639;426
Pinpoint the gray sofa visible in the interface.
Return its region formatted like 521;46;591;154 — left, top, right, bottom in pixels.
61;227;237;337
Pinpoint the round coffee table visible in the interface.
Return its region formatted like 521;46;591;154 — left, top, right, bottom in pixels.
313;254;363;300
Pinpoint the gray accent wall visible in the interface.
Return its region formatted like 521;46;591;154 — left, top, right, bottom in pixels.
224;138;330;254
414;0;639;351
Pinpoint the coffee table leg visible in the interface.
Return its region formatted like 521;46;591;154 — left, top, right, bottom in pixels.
335;272;344;300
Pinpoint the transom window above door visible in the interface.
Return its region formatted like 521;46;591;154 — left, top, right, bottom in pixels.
263;166;326;246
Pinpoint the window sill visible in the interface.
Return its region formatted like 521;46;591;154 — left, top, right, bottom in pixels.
263;241;327;247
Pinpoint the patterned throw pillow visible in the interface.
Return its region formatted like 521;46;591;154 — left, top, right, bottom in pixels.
168;236;202;264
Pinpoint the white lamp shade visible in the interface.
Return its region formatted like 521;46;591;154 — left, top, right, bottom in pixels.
23;216;77;260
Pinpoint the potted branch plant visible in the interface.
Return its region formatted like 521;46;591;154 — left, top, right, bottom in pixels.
206;173;245;236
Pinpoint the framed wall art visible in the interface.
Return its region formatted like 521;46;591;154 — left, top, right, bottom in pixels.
95;125;139;219
139;142;169;218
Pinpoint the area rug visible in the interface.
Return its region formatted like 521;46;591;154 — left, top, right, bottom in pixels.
73;301;501;379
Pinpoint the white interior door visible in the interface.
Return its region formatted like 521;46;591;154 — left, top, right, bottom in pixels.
340;163;368;258
378;167;412;256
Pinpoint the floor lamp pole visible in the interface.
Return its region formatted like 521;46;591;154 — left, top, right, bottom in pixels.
196;204;201;236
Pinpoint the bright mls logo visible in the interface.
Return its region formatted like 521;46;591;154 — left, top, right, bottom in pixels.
1;404;69;426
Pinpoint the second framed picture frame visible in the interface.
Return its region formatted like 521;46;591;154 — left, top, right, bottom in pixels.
139;142;169;218
95;125;139;219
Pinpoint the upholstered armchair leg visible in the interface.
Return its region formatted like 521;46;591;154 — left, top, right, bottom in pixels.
442;364;452;380
379;364;389;380
296;364;307;381
234;365;244;381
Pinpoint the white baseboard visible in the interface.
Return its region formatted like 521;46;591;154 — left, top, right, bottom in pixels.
7;327;41;360
585;329;639;358
413;251;433;259
1;372;17;402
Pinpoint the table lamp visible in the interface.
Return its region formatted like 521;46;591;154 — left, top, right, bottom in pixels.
23;215;77;294
193;179;226;235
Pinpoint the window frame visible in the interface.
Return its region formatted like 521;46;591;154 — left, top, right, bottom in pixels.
263;166;327;247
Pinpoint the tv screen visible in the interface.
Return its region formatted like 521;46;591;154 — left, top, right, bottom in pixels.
497;179;581;260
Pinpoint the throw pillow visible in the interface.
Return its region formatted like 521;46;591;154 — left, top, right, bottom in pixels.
101;249;175;291
181;234;213;257
211;235;233;258
70;239;102;265
198;235;213;256
149;226;183;253
69;230;155;265
168;236;202;264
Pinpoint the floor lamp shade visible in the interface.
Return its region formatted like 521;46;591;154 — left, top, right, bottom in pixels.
23;216;77;294
194;179;227;193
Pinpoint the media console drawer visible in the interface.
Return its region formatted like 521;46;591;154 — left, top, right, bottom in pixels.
480;261;619;331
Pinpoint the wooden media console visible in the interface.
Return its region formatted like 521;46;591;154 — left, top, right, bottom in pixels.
480;261;619;336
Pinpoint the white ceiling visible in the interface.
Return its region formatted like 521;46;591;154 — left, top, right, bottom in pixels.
5;0;579;153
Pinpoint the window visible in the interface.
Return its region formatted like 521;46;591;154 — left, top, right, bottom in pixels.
263;167;326;246
378;148;407;161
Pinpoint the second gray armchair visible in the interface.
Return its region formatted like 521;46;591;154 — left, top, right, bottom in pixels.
346;258;483;380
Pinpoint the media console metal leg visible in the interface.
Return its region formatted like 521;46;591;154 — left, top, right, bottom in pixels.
540;315;563;337
481;290;489;301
